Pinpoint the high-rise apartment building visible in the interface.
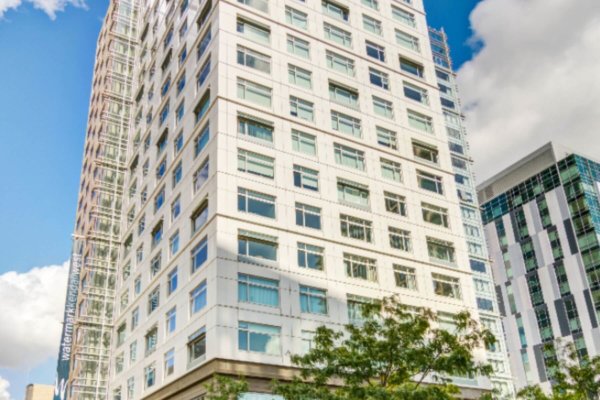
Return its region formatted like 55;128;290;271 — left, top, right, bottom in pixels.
25;384;54;400
479;142;600;392
53;1;139;399
428;27;514;398
56;0;514;399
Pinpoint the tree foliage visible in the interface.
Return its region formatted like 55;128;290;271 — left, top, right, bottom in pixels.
204;375;249;400
518;342;600;400
271;296;495;400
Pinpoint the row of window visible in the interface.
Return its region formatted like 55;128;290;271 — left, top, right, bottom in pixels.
239;183;449;227
237;73;434;132
118;223;465;348
119;280;464;394
235;10;427;74
237;144;444;192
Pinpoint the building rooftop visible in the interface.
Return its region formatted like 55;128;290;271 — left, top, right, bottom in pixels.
476;142;599;204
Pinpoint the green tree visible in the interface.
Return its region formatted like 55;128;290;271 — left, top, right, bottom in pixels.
518;343;600;400
271;296;495;400
204;375;248;400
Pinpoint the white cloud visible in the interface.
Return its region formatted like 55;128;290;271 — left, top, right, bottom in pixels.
0;0;86;20
0;262;69;369
457;0;600;182
0;376;10;400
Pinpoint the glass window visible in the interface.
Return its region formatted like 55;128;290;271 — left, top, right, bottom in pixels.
238;322;281;355
408;110;434;133
297;243;324;270
293;165;319;191
237;78;272;107
177;71;187;94
340;214;373;243
194;123;210;156
300;286;328;314
286;6;308;29
432;273;461;299
400;57;424;78
144;364;156;388
366;41;385;61
237;46;271;74
191;237;208;272
337;178;369;208
159;102;170;126
190;280;207;314
344;253;377;281
369;68;389;90
422;202;449;227
194;91;210;124
392;5;416;27
156;157;167;180
295;203;322;229
396;29;420;52
197;28;212;59
169;231;180;256
403;82;429;104
191;200;208;233
238;149;275;179
326;51;355;76
376;126;397;149
362;14;382;35
238;188;276;218
394;265;417;290
174;131;183;155
238;0;269;12
413;141;438;164
193;158;209;192
167;268;178;295
188;328;206;363
171;196;181;221
238;274;279;307
288;65;312;89
152;220;163;247
389;227;411;251
362;0;378;10
334;143;365;170
172;161;182;187
373;96;394;118
165;307;176;334
329;82;359;108
238;114;274;143
290;96;314;121
238;230;278;261
331;111;361;137
287;35;310;58
384;191;407;216
237;18;270;44
324;23;352;47
381;158;402;182
291;129;317;155
347;294;375;324
145;327;158;354
427;237;456;264
322;0;348;21
417;170;443;194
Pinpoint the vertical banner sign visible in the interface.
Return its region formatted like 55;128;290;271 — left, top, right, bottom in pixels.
54;239;83;400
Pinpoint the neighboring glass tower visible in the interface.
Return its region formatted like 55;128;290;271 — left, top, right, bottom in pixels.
53;1;138;399
429;27;515;399
479;142;600;392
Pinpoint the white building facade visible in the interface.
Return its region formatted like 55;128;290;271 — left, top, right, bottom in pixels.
61;0;514;398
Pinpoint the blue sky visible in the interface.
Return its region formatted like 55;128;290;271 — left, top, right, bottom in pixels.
0;0;480;398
